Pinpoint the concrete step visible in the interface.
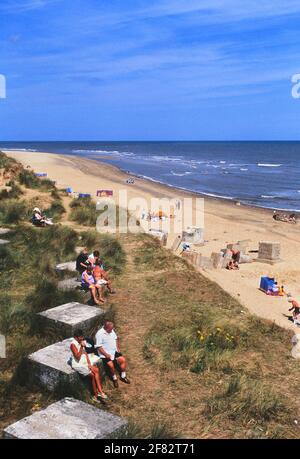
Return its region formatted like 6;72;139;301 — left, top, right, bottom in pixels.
3;397;128;439
37;302;105;338
55;261;77;272
0;228;11;235
57;277;81;291
25;338;101;391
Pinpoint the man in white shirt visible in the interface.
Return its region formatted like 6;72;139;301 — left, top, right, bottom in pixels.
95;320;130;388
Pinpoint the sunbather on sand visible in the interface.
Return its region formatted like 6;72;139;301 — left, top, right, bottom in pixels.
93;259;115;294
81;265;105;304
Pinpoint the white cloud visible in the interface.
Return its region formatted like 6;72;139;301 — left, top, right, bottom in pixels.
0;0;59;13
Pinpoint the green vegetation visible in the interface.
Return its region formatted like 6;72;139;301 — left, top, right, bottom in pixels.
0;199;30;224
18;170;55;191
0;182;23;200
70;196;98;226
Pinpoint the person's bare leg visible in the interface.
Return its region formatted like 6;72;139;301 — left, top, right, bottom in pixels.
96;285;105;303
90;373;98;397
116;356;126;372
90;285;100;305
117;356;130;383
107;280;114;293
106;360;118;386
93;367;104;393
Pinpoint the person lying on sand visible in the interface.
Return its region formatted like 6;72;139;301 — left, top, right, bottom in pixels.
70;329;108;402
93;259;116;294
81;265;105;304
95;321;130;388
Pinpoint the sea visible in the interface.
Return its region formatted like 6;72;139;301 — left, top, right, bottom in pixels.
1;141;300;212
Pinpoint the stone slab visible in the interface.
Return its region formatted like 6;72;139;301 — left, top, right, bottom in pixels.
149;229;168;246
0;228;11;235
58;277;81;291
37;302;105;338
258;241;281;261
26;339;100;391
3;397;128;439
171;235;182;252
56;261;77;272
182;227;204;244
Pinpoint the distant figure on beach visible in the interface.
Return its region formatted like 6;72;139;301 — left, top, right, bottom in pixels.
81;265;105;304
70;329;108;402
95;321;130;388
288;297;300;325
93;259;115;294
76;247;89;274
226;249;240;270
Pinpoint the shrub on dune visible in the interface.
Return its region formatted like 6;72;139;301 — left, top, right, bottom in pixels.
0;200;29;224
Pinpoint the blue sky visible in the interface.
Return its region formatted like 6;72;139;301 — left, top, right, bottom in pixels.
1;0;300;140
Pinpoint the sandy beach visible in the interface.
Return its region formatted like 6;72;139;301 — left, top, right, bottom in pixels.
6;149;300;332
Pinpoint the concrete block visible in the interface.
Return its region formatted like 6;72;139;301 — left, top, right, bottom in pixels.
58;277;81;291
194;253;202;267
56;261;77;272
258;241;281;261
37;302;105;338
26;338;100;391
0;228;11;235
149;229;168;246
171;234;182;252
210;252;224;269
3;397;128;439
182;227;204;244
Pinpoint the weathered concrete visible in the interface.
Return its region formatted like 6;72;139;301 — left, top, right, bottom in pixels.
0;228;11;235
210;252;224;269
182;227;204;245
257;241;281;264
58;277;81;291
3;397;128;439
37;302;105;338
149;228;168;246
56;261;77;272
171;234;182;252
26;338;100;391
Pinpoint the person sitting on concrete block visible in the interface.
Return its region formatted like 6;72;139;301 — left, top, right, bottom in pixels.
88;250;104;269
70;329;108;402
95;321;130;388
93;259;116;295
81;265;105;305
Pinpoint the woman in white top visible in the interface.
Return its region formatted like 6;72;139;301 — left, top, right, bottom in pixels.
70;329;108;402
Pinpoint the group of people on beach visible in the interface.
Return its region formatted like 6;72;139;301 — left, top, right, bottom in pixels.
76;248;115;305
71;248;129;402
